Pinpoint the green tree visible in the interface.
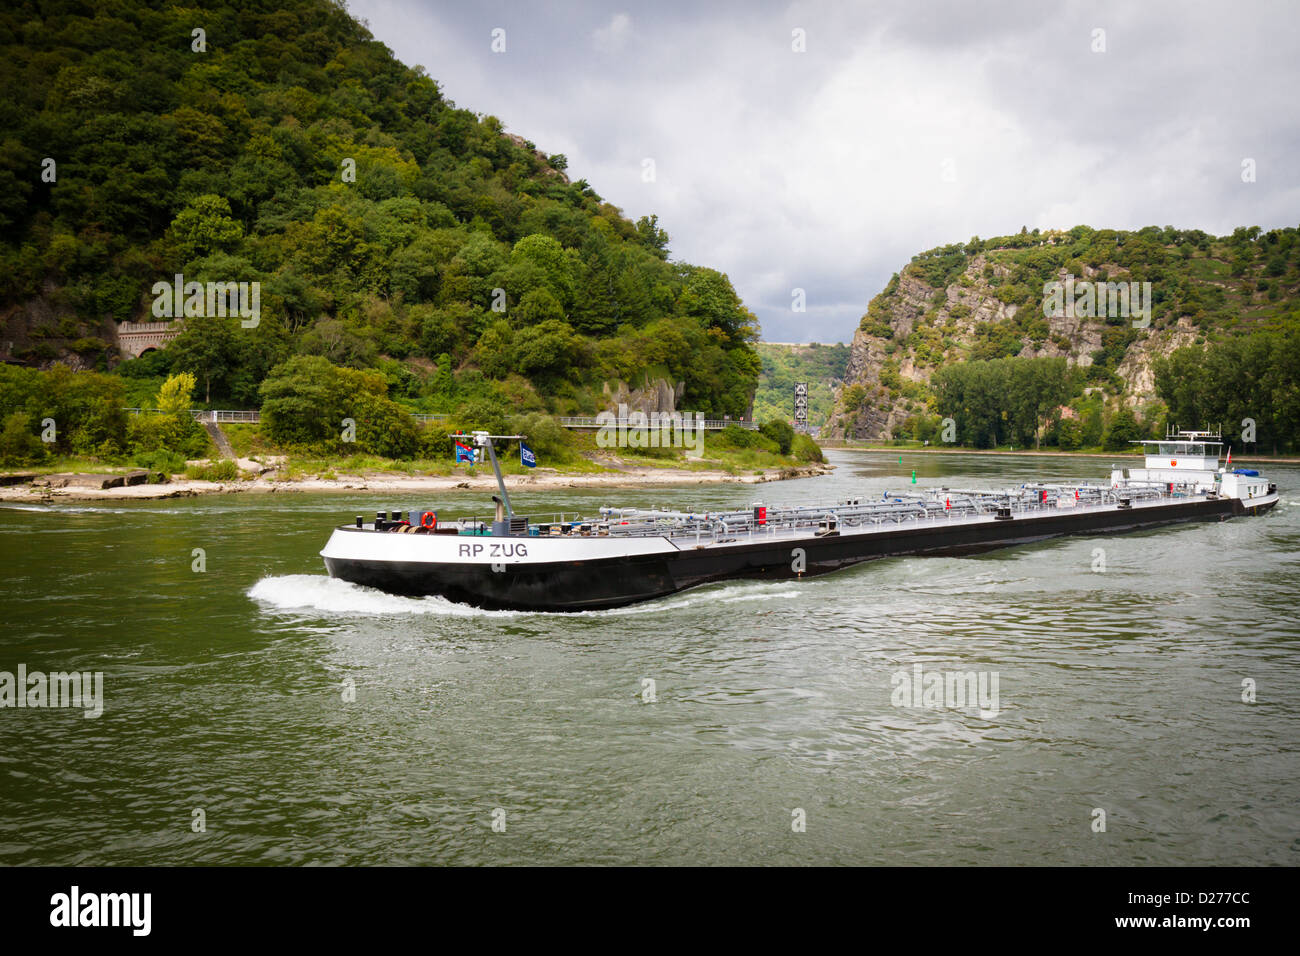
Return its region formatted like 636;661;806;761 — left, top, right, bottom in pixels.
1103;407;1142;450
513;319;579;383
157;371;196;415
635;214;670;259
515;287;565;325
167;314;237;404
509;233;572;305
474;319;515;379
169;194;244;261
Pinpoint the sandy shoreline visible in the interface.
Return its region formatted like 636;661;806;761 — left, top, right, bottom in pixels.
0;463;833;502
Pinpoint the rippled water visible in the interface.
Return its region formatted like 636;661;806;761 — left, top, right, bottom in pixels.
2;450;1297;865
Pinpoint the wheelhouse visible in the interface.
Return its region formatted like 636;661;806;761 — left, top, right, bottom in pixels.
1136;435;1223;471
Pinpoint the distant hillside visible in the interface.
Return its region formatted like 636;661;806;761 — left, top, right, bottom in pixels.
830;225;1300;450
0;0;759;419
753;342;850;431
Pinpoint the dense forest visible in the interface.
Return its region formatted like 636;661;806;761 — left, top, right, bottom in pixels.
835;225;1300;453
0;0;762;467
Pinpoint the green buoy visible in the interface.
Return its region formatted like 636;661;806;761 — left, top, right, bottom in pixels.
911;469;917;484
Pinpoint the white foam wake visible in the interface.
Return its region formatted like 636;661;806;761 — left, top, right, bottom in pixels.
247;574;808;619
247;574;697;618
0;503;143;515
247;574;513;617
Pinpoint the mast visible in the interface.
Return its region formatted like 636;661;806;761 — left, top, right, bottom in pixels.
461;431;525;519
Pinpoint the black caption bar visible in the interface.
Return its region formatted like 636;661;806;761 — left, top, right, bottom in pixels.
0;866;1280;943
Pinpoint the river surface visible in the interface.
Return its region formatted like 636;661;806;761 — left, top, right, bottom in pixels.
1;450;1297;865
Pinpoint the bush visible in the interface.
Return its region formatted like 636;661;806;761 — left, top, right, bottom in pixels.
185;459;239;481
715;424;779;454
759;419;795;455
791;433;824;463
132;448;187;475
353;392;418;459
0;364;128;459
508;411;576;464
454;397;511;436
418;426;454;460
128;412;210;459
0;412;46;466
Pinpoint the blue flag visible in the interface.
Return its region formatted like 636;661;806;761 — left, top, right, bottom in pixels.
520;442;537;468
455;441;475;464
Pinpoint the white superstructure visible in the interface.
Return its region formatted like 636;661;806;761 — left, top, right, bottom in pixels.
1109;428;1269;499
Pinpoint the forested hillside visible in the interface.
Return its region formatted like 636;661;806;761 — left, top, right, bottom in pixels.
831;225;1300;453
0;0;760;424
752;342;849;432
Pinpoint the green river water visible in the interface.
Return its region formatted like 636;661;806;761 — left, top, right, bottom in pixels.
1;449;1297;865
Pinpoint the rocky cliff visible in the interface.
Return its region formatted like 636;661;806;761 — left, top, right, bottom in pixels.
601;376;686;415
830;226;1297;439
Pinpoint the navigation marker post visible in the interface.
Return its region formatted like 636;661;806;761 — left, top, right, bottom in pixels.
794;382;808;433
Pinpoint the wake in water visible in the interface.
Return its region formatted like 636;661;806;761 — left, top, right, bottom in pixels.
248;574;514;617
247;574;805;618
1;503;139;514
0;503;200;516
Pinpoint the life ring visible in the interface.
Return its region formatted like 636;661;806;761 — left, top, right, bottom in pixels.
420;511;437;529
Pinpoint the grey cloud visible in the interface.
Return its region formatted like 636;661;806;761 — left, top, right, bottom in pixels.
349;0;1300;343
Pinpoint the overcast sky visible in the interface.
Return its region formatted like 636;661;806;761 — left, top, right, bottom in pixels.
348;0;1300;343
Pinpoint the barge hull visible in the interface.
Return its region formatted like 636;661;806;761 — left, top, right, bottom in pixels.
322;494;1277;612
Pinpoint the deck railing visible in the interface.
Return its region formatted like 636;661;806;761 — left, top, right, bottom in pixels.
459;483;1178;543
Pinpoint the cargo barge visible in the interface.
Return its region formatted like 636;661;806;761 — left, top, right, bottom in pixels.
321;430;1278;611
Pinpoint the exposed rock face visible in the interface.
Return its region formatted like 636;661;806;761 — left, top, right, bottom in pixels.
830;251;1207;439
1115;315;1200;409
1;283;120;369
505;134;570;182
601;377;686;415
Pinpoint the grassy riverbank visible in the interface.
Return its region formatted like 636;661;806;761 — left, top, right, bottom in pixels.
1;427;832;501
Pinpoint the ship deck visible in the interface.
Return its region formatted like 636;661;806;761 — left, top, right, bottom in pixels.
472;482;1211;548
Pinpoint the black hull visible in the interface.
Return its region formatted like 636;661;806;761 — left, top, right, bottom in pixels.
323;495;1277;612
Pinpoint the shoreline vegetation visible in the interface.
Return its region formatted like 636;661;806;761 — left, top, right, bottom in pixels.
0;410;834;502
2;366;831;501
